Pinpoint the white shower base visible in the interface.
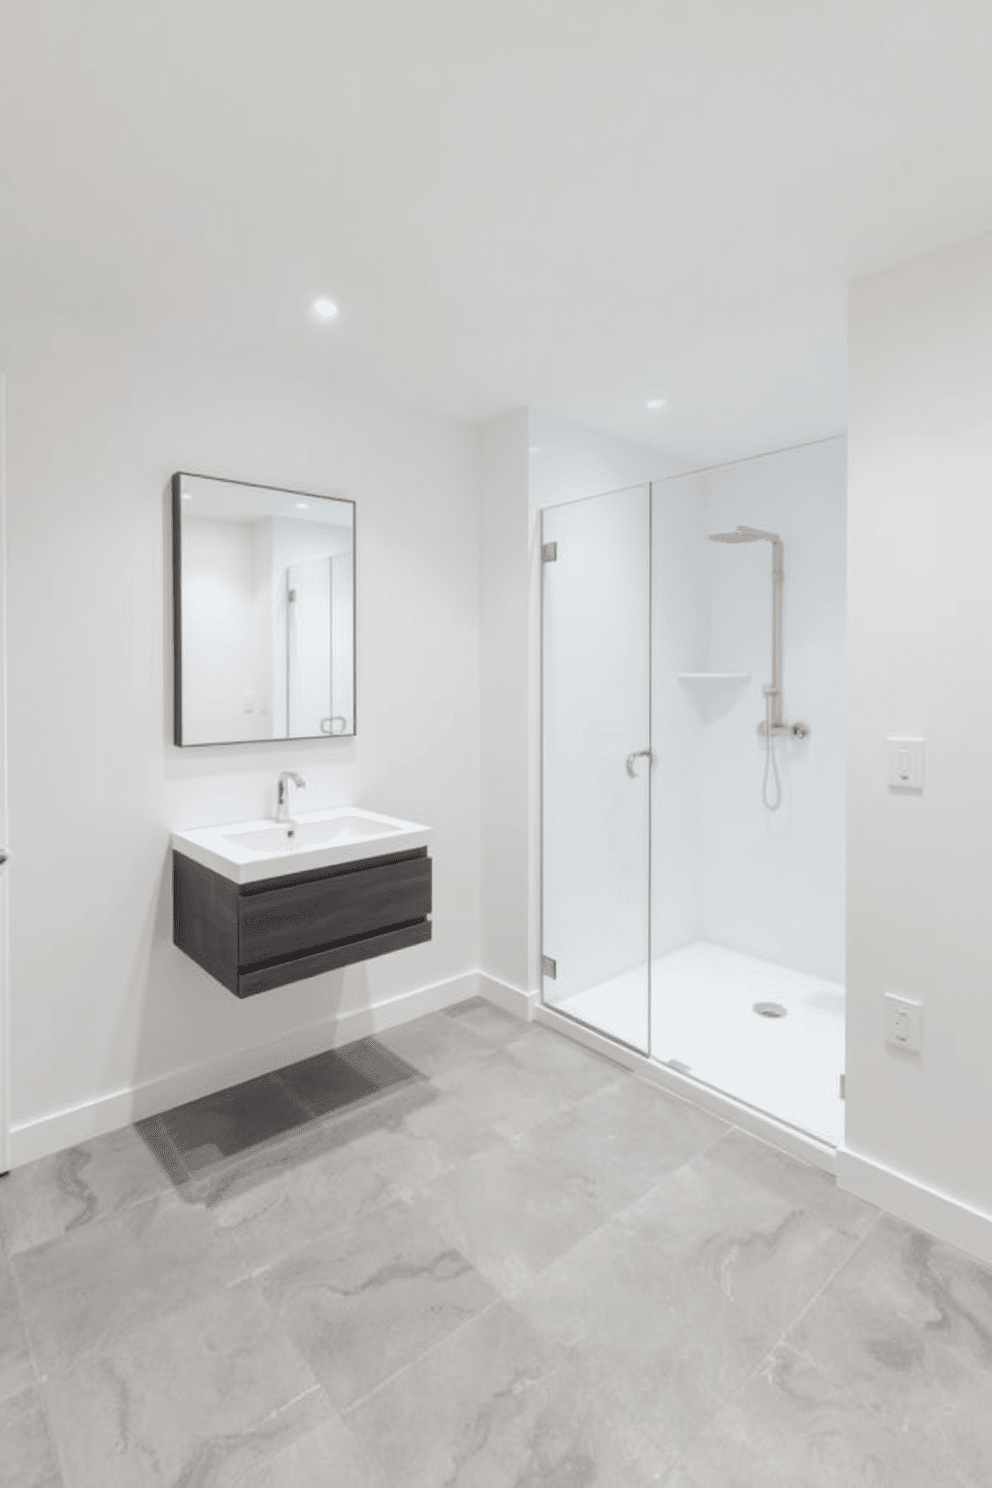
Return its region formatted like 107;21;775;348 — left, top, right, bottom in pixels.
548;940;845;1147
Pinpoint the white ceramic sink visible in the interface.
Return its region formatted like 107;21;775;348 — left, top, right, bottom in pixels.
171;807;431;885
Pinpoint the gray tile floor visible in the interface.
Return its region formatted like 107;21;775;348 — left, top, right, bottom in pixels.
1;997;991;1485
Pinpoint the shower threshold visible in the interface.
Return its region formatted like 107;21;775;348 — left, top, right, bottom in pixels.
543;940;845;1150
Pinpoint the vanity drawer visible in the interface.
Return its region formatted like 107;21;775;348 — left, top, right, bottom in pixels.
238;920;433;997
237;853;433;966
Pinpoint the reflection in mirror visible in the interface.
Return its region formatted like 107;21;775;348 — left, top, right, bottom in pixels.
173;473;355;745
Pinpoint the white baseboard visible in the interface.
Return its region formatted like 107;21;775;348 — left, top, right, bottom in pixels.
836;1146;992;1266
534;1001;836;1175
475;974;538;1023
8;971;480;1169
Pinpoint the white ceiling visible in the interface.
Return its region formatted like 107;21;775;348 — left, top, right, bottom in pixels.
3;1;992;464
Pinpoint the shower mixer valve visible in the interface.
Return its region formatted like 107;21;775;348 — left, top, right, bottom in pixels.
758;688;810;740
757;718;811;740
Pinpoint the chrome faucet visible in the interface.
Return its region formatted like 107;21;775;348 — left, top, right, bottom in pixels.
276;771;306;824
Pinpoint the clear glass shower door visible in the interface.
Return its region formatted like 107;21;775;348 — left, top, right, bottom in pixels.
541;485;651;1054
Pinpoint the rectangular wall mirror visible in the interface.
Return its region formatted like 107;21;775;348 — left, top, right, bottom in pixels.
173;473;355;746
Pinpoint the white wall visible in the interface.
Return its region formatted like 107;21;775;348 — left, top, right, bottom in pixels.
479;411;535;997
843;230;992;1245
2;319;481;1155
528;408;680;512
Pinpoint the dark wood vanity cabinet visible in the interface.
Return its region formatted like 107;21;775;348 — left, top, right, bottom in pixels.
173;847;432;997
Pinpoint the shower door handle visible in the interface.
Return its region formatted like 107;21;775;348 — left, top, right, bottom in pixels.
626;750;653;778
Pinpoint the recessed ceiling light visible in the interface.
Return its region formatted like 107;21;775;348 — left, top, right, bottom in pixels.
313;298;338;319
645;398;666;410
181;492;192;500
528;445;544;455
295;501;309;510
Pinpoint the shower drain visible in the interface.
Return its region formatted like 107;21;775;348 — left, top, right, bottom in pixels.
753;1001;788;1019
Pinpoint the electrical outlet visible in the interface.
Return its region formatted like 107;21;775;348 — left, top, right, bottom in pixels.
885;993;922;1054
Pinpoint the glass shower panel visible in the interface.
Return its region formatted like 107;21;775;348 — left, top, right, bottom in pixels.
542;485;651;1054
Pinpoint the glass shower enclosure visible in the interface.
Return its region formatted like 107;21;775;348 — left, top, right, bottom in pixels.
541;441;846;1145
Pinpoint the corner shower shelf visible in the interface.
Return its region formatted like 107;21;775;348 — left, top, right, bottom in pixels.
676;672;751;680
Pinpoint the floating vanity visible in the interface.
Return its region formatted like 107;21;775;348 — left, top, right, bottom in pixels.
172;807;432;997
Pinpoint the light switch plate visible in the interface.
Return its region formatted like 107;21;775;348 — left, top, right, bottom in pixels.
886;737;925;791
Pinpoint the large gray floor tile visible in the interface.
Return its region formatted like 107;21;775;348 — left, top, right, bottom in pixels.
520;1073;729;1215
171;1072;435;1211
376;1011;493;1079
0;1259;34;1407
240;1413;374;1488
431;1045;582;1142
0;1387;62;1488
439;997;530;1049
788;1214;992;1399
706;1128;877;1239
355;1086;503;1196
0;1128;172;1255
261;1197;497;1409
613;1128;876;1331
42;1282;327;1488
346;1300;600;1488
152;1074;311;1176
415;1139;604;1296
276;1038;423;1119
209;1134;400;1271
665;1342;987;1488
498;1024;624;1105
13;1190;245;1372
515;1211;781;1474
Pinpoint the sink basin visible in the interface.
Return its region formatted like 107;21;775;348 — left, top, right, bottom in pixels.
171;807;431;885
225;815;398;853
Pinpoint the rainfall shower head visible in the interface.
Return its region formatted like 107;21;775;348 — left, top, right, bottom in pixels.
707;525;781;545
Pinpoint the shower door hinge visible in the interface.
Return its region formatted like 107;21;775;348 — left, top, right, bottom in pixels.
839;1073;846;1101
541;542;558;563
288;588;297;602
541;954;557;979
